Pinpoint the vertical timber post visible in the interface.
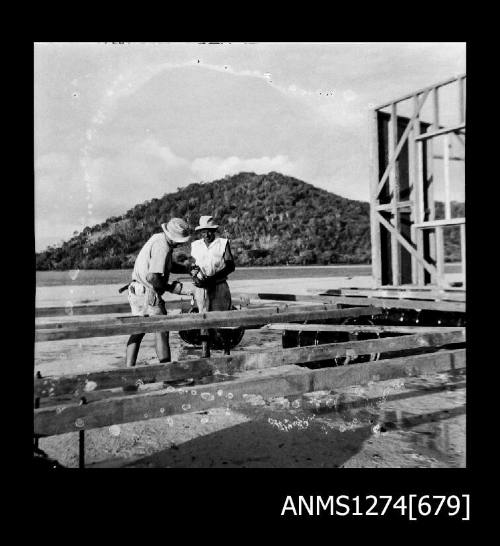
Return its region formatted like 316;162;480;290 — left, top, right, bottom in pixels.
459;76;465;124
416;130;426;285
369;108;382;287
426;86;440;285
34;370;42;450
460;223;466;288
429;86;439;222
459;76;466;288
411;93;422;285
389;102;400;286
443;133;451;220
435;226;445;287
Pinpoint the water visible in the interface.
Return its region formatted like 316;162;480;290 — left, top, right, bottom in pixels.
35;264;461;287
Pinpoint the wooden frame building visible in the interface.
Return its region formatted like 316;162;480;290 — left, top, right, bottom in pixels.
370;74;466;289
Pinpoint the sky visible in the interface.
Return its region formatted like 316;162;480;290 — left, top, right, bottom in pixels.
34;42;466;251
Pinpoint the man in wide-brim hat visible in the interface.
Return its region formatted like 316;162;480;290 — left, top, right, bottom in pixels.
190;215;236;357
126;217;192;367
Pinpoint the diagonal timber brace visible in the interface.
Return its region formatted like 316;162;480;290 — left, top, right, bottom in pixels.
376;89;431;196
376;212;438;277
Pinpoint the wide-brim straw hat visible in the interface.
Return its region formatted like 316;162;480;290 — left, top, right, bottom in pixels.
162;218;191;243
195;215;219;231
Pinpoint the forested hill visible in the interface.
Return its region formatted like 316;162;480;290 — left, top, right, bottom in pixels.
35;171;463;270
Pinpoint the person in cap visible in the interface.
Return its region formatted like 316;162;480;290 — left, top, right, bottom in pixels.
190;215;236;357
126;218;191;367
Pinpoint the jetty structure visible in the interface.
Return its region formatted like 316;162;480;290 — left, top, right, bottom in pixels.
34;74;466;468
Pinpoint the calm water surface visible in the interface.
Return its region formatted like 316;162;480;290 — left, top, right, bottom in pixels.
36;264;461;287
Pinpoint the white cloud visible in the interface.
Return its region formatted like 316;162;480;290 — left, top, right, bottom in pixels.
190;154;300;181
136;138;189;170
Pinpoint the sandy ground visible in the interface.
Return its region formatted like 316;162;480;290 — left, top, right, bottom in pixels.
35;275;466;468
38;368;465;469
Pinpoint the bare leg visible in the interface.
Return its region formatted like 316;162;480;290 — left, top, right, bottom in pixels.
155;331;171;363
126;333;145;367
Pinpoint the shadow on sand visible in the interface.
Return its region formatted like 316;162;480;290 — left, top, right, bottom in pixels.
103;387;465;468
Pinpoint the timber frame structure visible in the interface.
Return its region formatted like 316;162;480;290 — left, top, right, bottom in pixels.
34;293;465;468
370;74;466;289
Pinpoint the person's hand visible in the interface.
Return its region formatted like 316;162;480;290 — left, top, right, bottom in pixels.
193;277;204;288
202;276;216;289
169;281;183;295
195;276;215;289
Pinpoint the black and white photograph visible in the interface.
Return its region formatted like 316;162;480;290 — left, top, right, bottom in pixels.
34;42;466;474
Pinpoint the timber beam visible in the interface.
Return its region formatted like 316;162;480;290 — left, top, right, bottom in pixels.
34;348;466;437
35;304;382;342
264;324;465;334
35;329;465;400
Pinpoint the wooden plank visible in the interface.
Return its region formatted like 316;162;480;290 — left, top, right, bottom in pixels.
35;329;465;400
248;292;340;302
264;324;465;334
36;302;330;330
390;103;400;286
415;141;425;285
459;76;465;124
374;73;466;110
415;123;466;141
427;229;437;284
35;304;383;342
435;226;445;287
432;154;464;161
36;303;133;317
35;302;333;331
242;291;466;312
238;289;466;302
417;139;425;224
340;285;465;293
414;217;465;228
309;348;465;393
443;133;451;220
370;108;382;286
376;212;438;277
34;348;466;436
376;90;430;196
376;201;412;211
426;139;436;222
460;223;466;287
338;288;465;302
433;86;440;130
315;295;465;313
411;95;421;286
35;297;256;319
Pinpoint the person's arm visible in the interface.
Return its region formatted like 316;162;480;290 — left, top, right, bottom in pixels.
146;241;169;294
146;272;168;295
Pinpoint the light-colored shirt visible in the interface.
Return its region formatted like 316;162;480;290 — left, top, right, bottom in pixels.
132;231;173;290
191;237;228;277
